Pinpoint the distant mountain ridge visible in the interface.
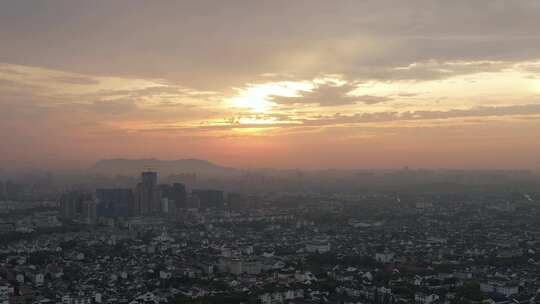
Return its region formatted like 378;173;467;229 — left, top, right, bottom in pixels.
89;158;237;177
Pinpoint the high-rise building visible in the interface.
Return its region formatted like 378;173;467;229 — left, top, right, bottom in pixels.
96;188;133;218
159;183;187;216
59;191;94;220
3;180;24;200
81;200;97;224
134;171;160;215
169;173;196;188
142;171;158;188
170;183;187;207
159;184;172;215
227;192;253;210
186;194;200;209
0;180;6;199
193;189;224;210
134;182;143;215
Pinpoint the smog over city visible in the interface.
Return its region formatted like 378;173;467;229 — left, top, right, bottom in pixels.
0;1;540;304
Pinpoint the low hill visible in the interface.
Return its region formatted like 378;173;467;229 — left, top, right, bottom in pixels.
89;158;237;177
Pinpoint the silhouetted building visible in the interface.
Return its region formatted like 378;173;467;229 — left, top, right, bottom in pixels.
81;200;97;223
186;194;200;209
134;171;160;215
159;184;173;215
193;189;224;210
0;180;5;199
169;173;197;188
2;180;24;199
172;182;187;201
96;188;133;218
159;183;187;216
59;191;94;220
227;192;253;210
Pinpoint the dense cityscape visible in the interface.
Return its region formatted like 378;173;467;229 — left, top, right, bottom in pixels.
1;166;539;304
2;1;540;304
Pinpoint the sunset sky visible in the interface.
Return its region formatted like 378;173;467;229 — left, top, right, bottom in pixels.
1;1;540;170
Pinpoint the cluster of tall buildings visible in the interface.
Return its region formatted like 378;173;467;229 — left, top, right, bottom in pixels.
59;191;96;223
133;171;161;215
59;171;227;222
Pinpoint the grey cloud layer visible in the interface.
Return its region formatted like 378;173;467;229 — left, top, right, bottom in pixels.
140;104;540;133
272;83;392;106
301;104;540;127
2;1;540;89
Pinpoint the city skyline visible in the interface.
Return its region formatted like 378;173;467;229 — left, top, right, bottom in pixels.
1;1;540;170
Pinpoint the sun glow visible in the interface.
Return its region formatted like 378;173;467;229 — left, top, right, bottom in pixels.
229;81;313;113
